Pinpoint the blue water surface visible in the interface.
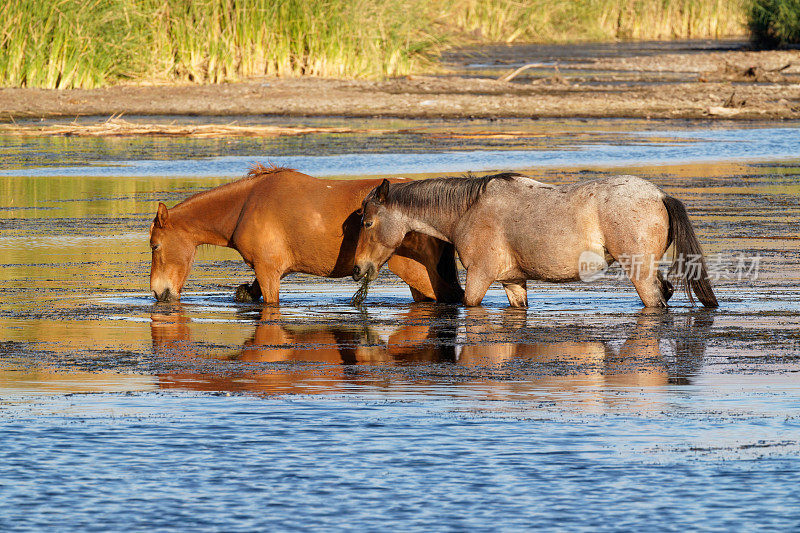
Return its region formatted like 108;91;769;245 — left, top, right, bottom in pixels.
2;389;799;532
1;121;798;178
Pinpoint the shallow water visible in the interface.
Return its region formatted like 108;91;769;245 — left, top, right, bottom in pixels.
2;117;800;177
2;118;800;530
442;39;781;87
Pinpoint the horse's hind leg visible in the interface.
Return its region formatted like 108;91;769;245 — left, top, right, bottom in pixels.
600;197;670;308
387;254;436;302
408;287;434;302
627;260;668;308
390;238;464;303
464;267;495;307
502;281;528;308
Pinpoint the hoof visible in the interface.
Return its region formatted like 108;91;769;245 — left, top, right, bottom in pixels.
662;279;674;302
234;283;260;303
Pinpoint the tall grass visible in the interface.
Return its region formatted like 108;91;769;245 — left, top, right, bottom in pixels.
143;0;438;83
0;0;149;88
0;0;750;89
0;0;437;88
749;0;800;47
442;0;747;43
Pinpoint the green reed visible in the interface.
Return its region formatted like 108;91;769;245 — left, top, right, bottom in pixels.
0;0;149;88
0;0;751;89
0;0;438;88
143;0;439;82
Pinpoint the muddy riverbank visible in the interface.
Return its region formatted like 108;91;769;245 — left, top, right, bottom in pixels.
2;40;800;122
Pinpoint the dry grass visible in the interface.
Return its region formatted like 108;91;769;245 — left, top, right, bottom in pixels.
443;0;747;43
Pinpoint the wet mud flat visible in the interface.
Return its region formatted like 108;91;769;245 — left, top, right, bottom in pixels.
2;40;800;121
2;120;800;529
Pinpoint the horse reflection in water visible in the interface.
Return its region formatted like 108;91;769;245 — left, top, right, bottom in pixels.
456;308;713;392
151;305;714;400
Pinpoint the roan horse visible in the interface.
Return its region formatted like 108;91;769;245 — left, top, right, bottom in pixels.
149;165;463;303
353;173;719;308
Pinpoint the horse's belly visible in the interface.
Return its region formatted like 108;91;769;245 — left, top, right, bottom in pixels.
495;253;582;283
511;237;600;283
521;262;581;282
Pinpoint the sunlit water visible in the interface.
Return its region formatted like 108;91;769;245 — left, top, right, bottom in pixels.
2;117;800;177
1;118;800;530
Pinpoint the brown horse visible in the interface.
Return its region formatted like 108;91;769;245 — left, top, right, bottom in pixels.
149;164;463;303
353;173;718;309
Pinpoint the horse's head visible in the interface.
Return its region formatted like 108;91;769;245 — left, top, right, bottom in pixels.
149;203;196;302
353;179;408;282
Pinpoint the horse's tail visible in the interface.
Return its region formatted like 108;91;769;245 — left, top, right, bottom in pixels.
663;195;719;308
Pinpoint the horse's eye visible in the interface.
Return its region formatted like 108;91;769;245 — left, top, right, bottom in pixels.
363;220;374;229
151;243;160;251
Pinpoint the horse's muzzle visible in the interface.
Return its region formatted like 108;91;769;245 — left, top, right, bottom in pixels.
352;264;375;282
153;288;177;302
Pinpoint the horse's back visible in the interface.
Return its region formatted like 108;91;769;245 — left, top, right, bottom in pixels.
465;177;598;280
506;174;664;219
245;169;321;207
587;175;664;203
233;169;315;241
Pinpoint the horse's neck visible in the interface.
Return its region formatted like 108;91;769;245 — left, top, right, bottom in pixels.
403;209;458;243
172;182;253;247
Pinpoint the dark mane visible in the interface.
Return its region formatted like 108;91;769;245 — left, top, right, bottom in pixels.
384;172;522;215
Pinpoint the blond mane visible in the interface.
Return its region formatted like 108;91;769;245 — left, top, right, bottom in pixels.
245;162;295;179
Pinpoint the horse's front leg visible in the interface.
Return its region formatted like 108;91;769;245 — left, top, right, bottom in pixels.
502;281;528;308
253;264;281;304
463;267;495;307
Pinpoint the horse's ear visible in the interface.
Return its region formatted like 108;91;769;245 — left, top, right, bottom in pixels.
156;202;169;228
376;179;390;204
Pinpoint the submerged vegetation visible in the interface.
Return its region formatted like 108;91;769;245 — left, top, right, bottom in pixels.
0;0;753;89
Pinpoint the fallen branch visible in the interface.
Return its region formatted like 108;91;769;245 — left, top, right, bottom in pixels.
0;117;391;138
498;63;548;83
